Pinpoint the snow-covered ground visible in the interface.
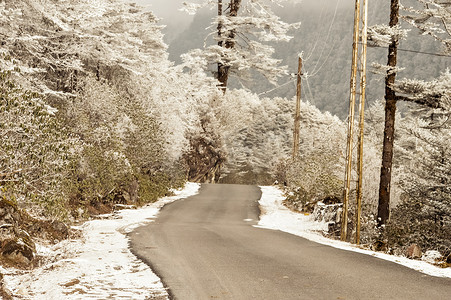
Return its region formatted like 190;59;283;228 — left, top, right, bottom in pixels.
2;182;200;300
2;183;449;300
257;185;451;279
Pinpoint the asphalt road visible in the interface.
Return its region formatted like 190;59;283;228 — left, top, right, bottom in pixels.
129;184;451;300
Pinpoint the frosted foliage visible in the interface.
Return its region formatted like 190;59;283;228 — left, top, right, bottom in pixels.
1;0;213;220
367;24;409;47
181;0;300;86
0;0;168;94
370;62;405;76
43;0;168;67
402;0;451;53
129;70;219;160
389;108;451;252
0;0;202;162
184;44;284;84
395;69;451;110
0;69;75;219
362;101;403;212
220;95;294;183
284;102;346;203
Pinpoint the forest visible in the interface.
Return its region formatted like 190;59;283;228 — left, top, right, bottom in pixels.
0;0;450;276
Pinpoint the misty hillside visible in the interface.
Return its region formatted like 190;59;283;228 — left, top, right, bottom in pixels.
168;0;450;118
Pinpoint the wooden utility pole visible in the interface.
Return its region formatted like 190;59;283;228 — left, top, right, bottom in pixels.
341;0;361;242
292;55;303;159
355;0;369;245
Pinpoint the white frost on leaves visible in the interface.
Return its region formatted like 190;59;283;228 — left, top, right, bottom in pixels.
43;104;58;116
367;24;409;47
257;185;451;279
181;0;300;86
395;69;451;109
401;1;451;53
2;183;201;300
370;62;405;76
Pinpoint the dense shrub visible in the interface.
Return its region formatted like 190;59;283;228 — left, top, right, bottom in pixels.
0;68;75;220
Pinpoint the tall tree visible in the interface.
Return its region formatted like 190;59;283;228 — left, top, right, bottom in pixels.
182;0;300;92
378;0;401;227
217;0;242;90
368;0;450;226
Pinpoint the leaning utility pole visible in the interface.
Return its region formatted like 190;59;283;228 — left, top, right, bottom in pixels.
341;0;361;242
292;55;303;159
355;0;369;245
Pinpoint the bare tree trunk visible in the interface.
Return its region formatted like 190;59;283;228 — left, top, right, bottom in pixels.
378;0;399;227
217;0;242;92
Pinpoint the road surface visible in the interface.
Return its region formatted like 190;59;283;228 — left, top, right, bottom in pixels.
130;184;451;300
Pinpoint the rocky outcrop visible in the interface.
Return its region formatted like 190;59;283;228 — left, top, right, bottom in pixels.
313;199;342;235
0;197;68;268
0;198;34;267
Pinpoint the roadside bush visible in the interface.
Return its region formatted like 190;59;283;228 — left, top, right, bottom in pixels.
384;112;451;255
0;68;75;220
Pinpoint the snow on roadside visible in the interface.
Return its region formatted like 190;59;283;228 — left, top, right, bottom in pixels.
257;185;451;279
2;182;200;300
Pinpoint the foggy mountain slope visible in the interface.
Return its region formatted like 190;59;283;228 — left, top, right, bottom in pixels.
167;0;450;118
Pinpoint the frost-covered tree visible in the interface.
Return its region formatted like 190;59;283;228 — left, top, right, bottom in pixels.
368;0;450;226
394;69;451;110
401;0;451;54
0;0;206;217
0;0;168;97
270;100;346;211
220;94;293;184
181;0;300;92
387;106;451;253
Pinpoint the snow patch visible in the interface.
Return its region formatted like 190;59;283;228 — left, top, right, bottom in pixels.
3;182;200;299
257;185;451;279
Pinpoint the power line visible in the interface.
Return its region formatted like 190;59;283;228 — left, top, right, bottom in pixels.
257;78;296;96
367;43;451;58
304;0;327;62
309;0;342;75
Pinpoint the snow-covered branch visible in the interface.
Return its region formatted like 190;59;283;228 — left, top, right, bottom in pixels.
367;24;409;47
394;69;451;110
401;0;451;53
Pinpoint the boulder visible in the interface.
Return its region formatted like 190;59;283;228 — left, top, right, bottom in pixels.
406;244;422;259
372;240;388;252
1;233;36;266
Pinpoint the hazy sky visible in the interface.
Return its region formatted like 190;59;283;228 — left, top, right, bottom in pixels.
129;0;349;25
131;0;192;22
128;0;351;42
130;0;195;41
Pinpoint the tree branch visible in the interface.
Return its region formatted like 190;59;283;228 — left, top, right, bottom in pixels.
395;94;444;108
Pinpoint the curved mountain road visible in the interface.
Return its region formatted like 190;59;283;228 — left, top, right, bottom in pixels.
129;184;451;300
